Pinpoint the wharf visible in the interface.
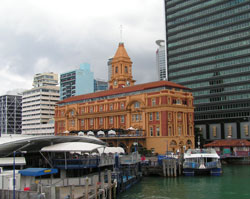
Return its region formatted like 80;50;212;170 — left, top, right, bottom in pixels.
141;157;183;177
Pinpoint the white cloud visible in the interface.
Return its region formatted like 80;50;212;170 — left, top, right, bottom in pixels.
0;0;165;94
0;65;32;95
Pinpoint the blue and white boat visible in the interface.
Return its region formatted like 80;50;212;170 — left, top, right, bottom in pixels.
183;149;222;176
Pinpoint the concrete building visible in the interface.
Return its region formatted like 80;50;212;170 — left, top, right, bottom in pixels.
22;72;59;135
60;63;94;100
156;40;166;80
165;0;250;141
55;43;195;154
94;79;108;92
0;95;22;135
107;58;113;82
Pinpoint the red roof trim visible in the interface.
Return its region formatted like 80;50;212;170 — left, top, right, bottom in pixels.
58;80;191;105
204;139;250;147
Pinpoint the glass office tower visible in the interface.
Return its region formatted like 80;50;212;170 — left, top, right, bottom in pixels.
165;0;250;140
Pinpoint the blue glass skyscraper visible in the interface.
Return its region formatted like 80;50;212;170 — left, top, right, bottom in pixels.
60;63;94;100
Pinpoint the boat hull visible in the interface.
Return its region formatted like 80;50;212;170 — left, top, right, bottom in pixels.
183;168;222;176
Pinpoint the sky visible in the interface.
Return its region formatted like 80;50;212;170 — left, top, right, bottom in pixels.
0;0;165;95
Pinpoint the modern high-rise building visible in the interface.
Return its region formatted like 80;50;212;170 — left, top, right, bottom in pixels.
94;79;108;92
107;58;113;82
60;63;94;100
22;72;59;135
165;0;250;141
0;94;22;135
156;40;166;80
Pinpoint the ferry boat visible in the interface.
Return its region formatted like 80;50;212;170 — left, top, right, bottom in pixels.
183;148;222;176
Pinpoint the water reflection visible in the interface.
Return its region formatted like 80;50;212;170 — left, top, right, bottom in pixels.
118;166;250;199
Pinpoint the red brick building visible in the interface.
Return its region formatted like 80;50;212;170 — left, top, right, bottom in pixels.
54;43;195;154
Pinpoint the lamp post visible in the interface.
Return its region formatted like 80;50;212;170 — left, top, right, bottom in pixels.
133;142;138;152
13;151;16;199
13;150;27;199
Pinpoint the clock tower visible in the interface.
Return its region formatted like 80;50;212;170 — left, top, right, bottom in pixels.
109;42;135;89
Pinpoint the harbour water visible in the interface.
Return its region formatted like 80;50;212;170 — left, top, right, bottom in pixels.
118;165;250;199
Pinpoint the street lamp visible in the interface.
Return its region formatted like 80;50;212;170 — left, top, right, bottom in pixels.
13;151;16;199
133;142;138;152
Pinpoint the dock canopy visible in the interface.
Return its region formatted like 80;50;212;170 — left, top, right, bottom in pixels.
19;168;58;176
108;130;116;135
40;142;103;152
97;131;105;136
87;131;95;136
97;147;125;154
78;131;84;136
0;134;105;156
0;157;26;166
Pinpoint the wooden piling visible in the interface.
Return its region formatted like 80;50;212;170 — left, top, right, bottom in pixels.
108;170;112;199
93;175;98;199
167;159;170;177
85;177;89;199
163;160;166;177
170;160;173;176
174;159;177;177
179;159;182;175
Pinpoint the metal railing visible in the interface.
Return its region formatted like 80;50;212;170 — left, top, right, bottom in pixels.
183;161;220;169
120;152;141;165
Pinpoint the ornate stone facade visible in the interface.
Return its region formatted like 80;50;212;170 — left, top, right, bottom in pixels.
54;43;195;154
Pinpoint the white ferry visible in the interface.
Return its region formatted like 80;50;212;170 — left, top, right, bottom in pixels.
183;148;222;176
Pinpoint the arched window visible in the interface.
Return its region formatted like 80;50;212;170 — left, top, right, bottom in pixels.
134;101;140;108
170;140;177;146
115;66;118;73
125;66;128;73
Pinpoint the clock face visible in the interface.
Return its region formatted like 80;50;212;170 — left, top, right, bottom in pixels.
114;80;117;86
126;80;130;86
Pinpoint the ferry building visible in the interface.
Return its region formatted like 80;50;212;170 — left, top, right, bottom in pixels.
54;43;195;154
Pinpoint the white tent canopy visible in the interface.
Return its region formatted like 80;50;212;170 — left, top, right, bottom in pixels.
87;131;94;136
97;131;105;136
64;130;69;134
78;131;84;136
97;147;125;154
127;127;137;131
108;130;116;135
40;142;102;152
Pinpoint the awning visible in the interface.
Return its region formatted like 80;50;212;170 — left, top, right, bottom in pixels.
108;130;116;135
97;147;125;154
87;131;95;136
78;131;84;136
97;131;105;136
40;142;103;152
0;157;26;166
0;134;105;156
19;168;58;176
127;127;137;131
